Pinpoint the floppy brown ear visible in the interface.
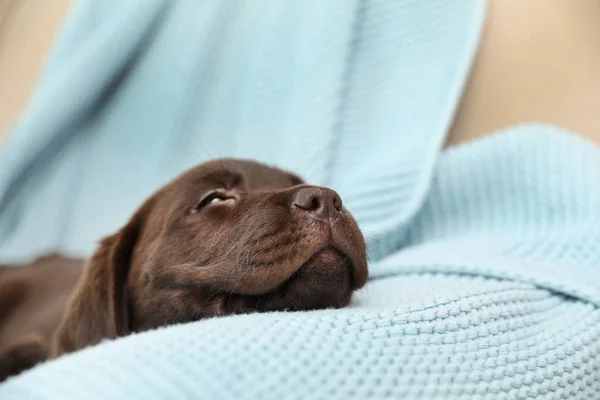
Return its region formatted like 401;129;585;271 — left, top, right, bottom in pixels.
52;203;149;357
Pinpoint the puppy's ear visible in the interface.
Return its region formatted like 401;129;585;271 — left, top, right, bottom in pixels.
52;200;152;357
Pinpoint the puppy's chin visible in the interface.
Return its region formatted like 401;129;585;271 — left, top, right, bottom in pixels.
216;246;355;315
278;246;354;308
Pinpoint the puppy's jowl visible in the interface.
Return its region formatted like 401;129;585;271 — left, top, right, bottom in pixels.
0;159;368;381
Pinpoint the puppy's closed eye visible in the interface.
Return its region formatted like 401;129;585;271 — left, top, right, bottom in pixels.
192;190;237;213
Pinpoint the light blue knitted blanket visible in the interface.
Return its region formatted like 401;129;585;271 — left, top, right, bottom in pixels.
1;1;599;398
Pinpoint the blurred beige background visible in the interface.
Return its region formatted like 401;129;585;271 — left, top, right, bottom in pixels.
449;0;600;147
0;0;599;149
0;0;72;144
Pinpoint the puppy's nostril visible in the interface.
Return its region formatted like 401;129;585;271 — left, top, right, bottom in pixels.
332;193;343;212
293;188;322;211
310;197;320;210
292;186;343;218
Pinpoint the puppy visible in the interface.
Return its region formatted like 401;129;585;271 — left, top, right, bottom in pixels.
0;159;368;381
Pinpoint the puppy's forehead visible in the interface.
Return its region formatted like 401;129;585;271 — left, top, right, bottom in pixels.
174;159;302;191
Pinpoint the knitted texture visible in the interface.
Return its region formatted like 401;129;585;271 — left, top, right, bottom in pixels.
2;0;600;398
2;127;599;400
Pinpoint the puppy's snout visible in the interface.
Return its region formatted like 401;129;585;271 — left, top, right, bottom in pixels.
292;186;342;219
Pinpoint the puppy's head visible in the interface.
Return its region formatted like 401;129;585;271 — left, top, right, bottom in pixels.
53;159;367;355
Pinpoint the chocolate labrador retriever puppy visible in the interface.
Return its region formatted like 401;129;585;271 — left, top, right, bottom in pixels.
0;159;368;381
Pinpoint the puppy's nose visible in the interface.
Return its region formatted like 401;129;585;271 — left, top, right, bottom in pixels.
292;186;343;219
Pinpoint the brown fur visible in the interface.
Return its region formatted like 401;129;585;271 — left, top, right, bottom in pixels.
0;255;82;381
0;159;368;382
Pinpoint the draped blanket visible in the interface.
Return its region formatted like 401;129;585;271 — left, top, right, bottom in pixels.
1;1;598;398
